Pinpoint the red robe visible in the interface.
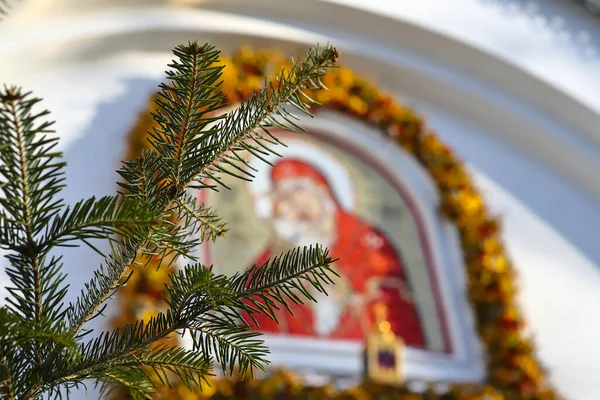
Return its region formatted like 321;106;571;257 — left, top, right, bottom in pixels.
242;211;426;348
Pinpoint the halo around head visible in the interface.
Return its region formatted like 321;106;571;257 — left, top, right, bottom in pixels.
247;135;356;218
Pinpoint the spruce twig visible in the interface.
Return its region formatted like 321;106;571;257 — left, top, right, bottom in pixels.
0;41;338;400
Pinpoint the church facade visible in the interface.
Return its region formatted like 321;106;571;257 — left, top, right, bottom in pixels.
3;0;600;399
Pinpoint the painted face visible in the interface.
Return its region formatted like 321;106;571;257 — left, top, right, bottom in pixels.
271;178;335;246
273;178;328;224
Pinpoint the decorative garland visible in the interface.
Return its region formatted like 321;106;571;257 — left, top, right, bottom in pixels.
114;46;562;400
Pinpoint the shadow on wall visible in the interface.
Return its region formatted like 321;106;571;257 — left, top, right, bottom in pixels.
57;76;159;397
478;0;600;59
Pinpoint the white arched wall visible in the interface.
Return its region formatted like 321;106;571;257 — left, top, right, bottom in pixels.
2;1;600;399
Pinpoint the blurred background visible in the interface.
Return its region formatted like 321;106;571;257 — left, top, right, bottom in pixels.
2;0;600;399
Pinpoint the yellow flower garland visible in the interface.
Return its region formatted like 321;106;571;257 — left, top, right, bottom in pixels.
113;47;562;400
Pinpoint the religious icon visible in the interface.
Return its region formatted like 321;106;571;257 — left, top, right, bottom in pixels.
197;124;479;379
201;129;457;352
240;156;426;347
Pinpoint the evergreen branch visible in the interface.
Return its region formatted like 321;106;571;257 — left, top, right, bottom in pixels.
48;365;155;400
0;351;14;400
176;192;227;242
0;86;65;330
0;217;22;251
61;245;335;388
144;211;198;265
115;43;338;260
164;262;225;315
4;253;69;328
117;152;201;265
149;42;227;190
39;195;160;255
32;312;180;399
77;311;180;368
117;149;170;207
230;245;337;320
97;369;154;400
1;43;339;399
0;308;16;400
125;344;212;390
164;246;335;377
66;238;141;336
163;263;268;378
65;199;194;337
187;313;267;378
1;307;82;400
34;311;209;400
3;252;70;383
0;87;65;237
184;45;338;190
29;358;154;400
3;317;81;374
37;255;69;323
2;89;41;328
8;328;78;354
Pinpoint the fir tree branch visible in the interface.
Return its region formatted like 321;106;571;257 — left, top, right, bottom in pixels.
103;43;338;363
0;217;22;252
230;245;338;321
187;313;267;378
120;344;212;390
0;308;16;400
163;261;227;316
81;312;181;369
184;45;338;190
50;246;334;394
176;192;227;242
64;189;183;339
63;196;196;338
4;92;42;325
4;254;70;333
0;87;67;376
117;149;170;206
0;87;66;319
35;312;181;398
66;238;142;336
148;42;228;192
65;214;192;338
164;246;336;376
98;370;153;400
117;152;201;264
3;311;79;357
39;195;160;256
65;199;193;336
1;306;82;399
26;313;177;398
0;87;65;238
0;351;15;400
2;43;339;399
88;347;210;400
